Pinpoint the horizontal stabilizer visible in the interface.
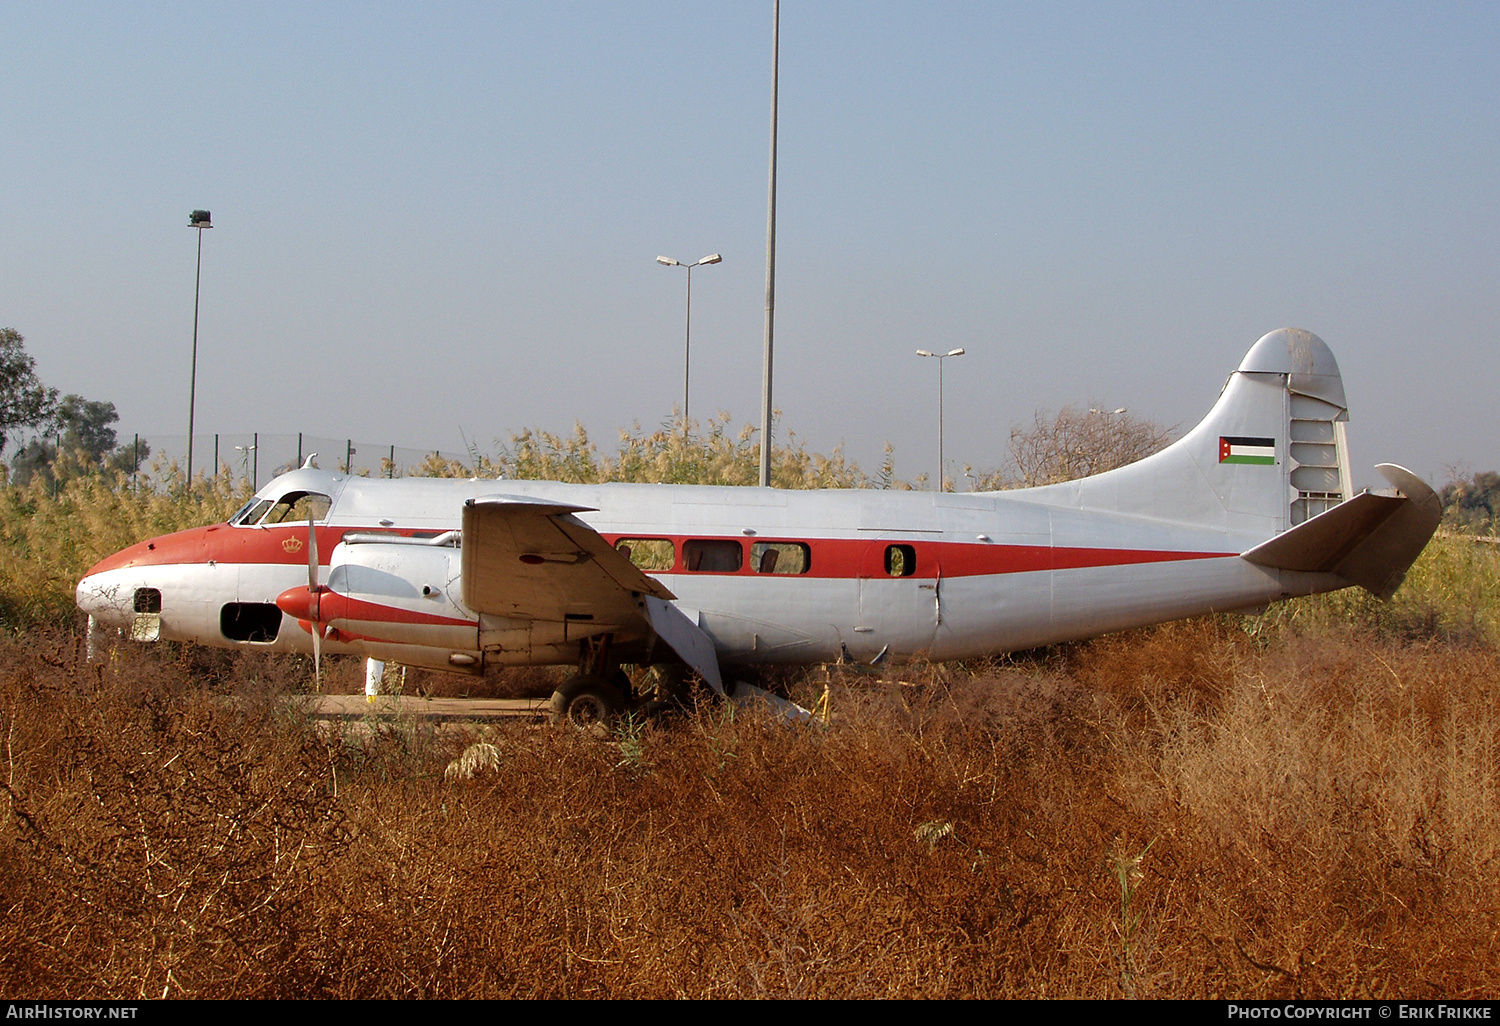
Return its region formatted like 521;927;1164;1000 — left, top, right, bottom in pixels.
644;597;725;696
1242;464;1441;599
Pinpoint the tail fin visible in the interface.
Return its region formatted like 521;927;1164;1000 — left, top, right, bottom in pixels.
1029;327;1439;597
1046;328;1355;541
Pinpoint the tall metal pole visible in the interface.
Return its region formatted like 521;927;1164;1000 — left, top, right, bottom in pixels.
938;357;945;489
658;253;720;427
187;223;205;483
918;348;965;490
758;0;780;488
683;262;693;422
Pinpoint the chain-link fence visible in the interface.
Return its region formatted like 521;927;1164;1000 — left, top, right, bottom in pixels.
106;432;478;489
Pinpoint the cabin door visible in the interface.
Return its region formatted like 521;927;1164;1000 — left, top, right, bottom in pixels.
852;541;941;662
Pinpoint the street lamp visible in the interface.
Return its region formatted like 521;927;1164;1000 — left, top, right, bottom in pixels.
916;347;966;491
657;253;722;425
234;444;257;487
186;210;212;484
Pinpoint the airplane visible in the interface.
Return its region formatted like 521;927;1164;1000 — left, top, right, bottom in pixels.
76;328;1441;724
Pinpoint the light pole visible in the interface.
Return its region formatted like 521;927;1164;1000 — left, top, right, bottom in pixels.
759;0;780;488
186;210;212;484
656;253;722;424
234;444;256;486
916;347;965;490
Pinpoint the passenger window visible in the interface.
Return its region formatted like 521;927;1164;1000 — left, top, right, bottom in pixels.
751;541;810;575
885;544;917;577
684;539;743;573
615;538;675;571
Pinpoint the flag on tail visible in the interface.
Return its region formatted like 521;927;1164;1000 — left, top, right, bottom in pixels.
1219;436;1275;465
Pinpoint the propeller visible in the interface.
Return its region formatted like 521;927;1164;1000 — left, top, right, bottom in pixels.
275;509;328;690
307;508;322;690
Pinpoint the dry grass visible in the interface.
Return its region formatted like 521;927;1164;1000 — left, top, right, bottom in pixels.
6;427;1494;996
3;614;1497;998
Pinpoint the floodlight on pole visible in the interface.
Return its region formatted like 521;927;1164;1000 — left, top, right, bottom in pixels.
917;347;966;491
186;210;212;485
656;253;722;425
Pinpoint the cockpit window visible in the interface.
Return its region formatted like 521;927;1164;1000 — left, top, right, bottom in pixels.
232;491;332;526
259;491;332;525
230;499;273;526
229;492;333;525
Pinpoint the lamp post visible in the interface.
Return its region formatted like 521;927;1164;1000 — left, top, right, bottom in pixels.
234;444;256;486
916;347;965;490
186;210;212;484
657;253;722;425
759;0;780;487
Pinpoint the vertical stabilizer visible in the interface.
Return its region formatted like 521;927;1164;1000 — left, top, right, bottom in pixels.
1028;329;1352;543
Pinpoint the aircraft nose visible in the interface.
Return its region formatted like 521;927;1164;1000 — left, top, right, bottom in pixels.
76;571;135;625
76;573;103;615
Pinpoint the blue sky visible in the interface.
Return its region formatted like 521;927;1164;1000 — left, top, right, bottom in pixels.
4;2;1496;488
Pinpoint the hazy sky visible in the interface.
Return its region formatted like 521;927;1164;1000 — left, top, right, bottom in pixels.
4;2;1496;489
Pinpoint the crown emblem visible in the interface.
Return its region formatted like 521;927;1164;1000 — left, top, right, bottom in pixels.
282;536;304;553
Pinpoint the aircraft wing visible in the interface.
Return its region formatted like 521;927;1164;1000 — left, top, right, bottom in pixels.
461;497;724;690
461;496;675;625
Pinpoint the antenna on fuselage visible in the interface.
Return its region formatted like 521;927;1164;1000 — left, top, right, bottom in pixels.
301;453;319;469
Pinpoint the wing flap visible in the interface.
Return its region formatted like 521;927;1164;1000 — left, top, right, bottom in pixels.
461;496;674;623
643;597;724;696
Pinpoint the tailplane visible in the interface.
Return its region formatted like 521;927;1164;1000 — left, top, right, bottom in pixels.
1242;463;1441;599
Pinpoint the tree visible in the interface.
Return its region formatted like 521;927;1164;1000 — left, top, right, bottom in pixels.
1439;470;1500;535
988;405;1174;489
56;394;119;462
0;328;58;455
7;393;149;487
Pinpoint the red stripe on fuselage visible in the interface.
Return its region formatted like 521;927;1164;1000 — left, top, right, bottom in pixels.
599;535;1233;579
87;522;1233;582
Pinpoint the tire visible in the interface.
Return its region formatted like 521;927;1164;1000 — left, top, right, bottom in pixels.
549;673;626;731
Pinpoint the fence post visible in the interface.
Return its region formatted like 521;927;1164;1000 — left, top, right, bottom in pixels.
389;444;395;478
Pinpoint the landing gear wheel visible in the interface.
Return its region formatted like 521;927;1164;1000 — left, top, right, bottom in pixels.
550;673;627;732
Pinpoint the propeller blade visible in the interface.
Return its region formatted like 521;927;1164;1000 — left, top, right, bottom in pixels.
307;508;319;591
307;508;322;690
